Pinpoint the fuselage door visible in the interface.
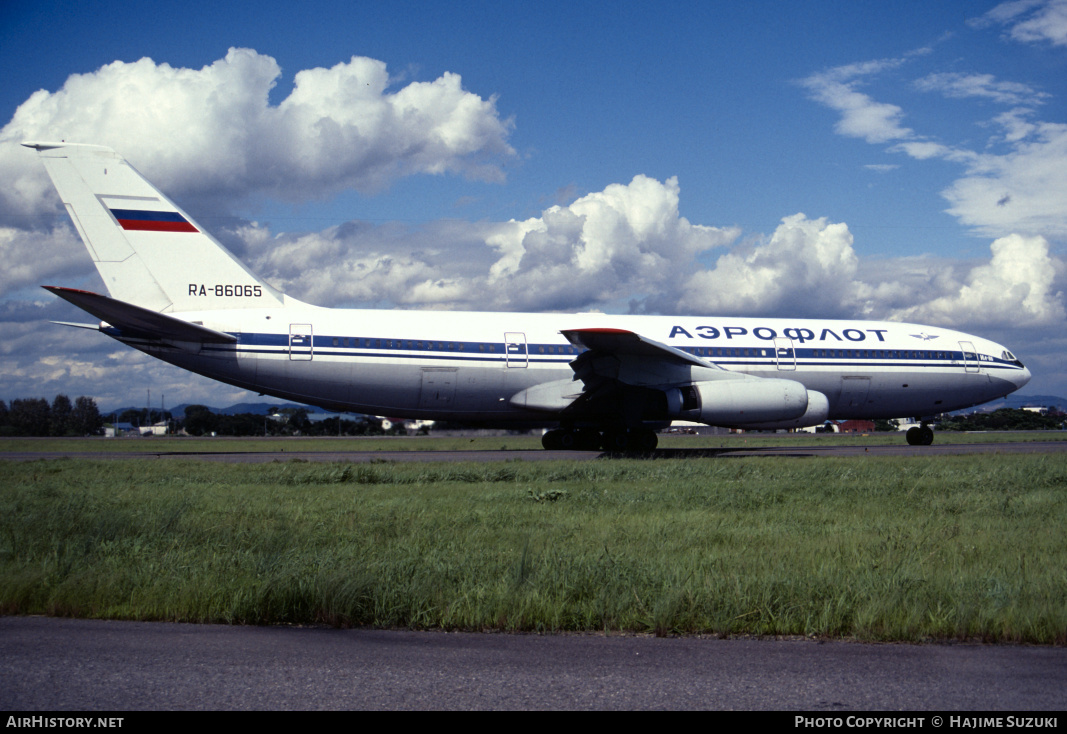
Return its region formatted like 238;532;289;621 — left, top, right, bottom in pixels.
840;376;871;410
289;323;313;361
773;337;796;371
505;332;528;368
959;341;980;373
419;368;458;410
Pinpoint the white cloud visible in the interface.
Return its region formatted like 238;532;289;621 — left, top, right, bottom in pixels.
672;214;863;318
799;59;914;144
0;310;258;408
973;0;1067;46
641;212;1066;333
474;175;740;312
0;225;93;294
942;121;1067;237
804;52;1067;240
253;229;467;308
241;174;740;313
914;72;1050;106
990;107;1041;143
889;233;1065;327
0;48;515;219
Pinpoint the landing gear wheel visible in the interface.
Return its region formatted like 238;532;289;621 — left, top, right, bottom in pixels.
543;428;601;451
634;429;658;451
574;429;603;451
601;430;630;453
919;426;934;445
542;429;563;450
905;426;934;446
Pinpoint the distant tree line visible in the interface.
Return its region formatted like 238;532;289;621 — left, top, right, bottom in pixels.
180;405;407;437
0;395;103;436
0;395;413;438
938;408;1065;432
114;407;172;427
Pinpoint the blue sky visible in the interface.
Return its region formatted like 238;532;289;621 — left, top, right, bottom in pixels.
1;0;1065;409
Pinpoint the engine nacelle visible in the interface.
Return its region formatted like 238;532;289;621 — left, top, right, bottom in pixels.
666;378;811;426
739;389;830;430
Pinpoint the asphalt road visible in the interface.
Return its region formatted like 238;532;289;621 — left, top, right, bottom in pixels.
2;617;1065;711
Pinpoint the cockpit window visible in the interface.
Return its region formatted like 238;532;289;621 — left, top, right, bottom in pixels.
1001;350;1024;367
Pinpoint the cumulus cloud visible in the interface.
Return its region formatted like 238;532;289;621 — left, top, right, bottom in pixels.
670;214;862;318
240;174;740;313
481;175;739;311
889;233;1065;327
643;211;1066;333
0;48;515;218
248;223;479;309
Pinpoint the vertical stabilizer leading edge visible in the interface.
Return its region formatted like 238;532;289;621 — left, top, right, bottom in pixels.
23;141;284;313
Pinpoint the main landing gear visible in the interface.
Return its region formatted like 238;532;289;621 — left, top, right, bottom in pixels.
542;427;659;452
905;424;934;446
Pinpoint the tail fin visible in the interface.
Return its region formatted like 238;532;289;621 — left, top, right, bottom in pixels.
24;142;284;313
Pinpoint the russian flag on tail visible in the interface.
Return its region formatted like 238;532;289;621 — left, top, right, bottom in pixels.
110;208;198;233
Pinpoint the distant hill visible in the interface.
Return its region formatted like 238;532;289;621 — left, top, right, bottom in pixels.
974;394;1066;412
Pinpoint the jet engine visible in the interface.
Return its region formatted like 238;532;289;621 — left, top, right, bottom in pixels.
738;389;830;430
666;378;823;427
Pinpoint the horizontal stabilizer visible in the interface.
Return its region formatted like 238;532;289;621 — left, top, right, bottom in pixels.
44;286;236;343
49;320;104;331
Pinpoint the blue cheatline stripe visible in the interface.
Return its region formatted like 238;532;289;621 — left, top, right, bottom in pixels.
200;346;1022;374
193;331;1023;372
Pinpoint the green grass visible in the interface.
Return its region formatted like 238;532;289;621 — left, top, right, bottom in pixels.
1;454;1065;641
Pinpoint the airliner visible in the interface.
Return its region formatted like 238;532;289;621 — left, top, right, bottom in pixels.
24;141;1031;450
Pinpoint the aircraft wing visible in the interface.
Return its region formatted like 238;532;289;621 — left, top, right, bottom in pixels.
562;327;712;368
561;326;733;387
44;286;237;344
510;326;740;416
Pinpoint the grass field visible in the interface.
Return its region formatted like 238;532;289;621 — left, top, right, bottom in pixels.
2;449;1065;642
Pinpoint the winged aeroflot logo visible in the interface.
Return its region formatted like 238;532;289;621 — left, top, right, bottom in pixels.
909;332;940;341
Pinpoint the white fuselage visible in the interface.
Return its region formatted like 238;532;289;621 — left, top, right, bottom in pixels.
121;303;1031;424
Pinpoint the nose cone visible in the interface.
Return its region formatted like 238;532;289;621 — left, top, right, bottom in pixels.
1014;365;1032;391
